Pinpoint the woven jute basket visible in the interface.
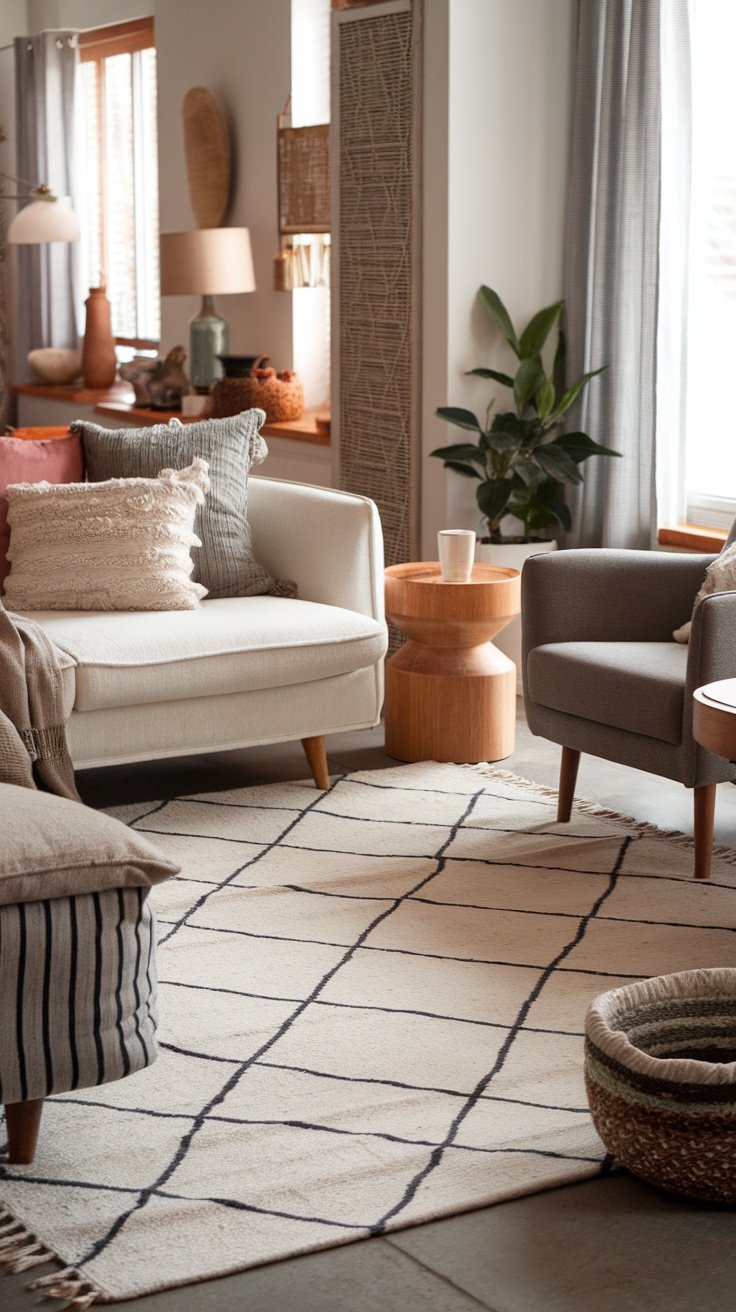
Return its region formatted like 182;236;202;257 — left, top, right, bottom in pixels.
210;368;304;423
585;968;736;1203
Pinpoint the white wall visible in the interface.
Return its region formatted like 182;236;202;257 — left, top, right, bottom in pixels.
26;0;151;28
155;0;293;373
421;0;574;557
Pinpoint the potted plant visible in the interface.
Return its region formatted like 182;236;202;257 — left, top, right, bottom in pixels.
431;285;619;690
431;285;619;551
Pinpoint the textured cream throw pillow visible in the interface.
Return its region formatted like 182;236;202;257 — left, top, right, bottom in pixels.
4;458;210;612
673;540;736;642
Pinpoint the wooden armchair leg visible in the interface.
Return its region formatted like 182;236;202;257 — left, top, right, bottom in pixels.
557;747;581;823
301;735;330;790
5;1098;44;1165
694;782;717;880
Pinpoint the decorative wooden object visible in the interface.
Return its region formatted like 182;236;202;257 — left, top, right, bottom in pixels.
384;562;521;764
182;87;231;228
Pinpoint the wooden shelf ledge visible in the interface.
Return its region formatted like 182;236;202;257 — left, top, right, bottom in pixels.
12;383;330;445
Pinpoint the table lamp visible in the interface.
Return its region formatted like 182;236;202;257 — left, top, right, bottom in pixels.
159;227;256;392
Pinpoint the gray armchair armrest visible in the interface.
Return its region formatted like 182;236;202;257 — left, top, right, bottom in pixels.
687;588;736;690
522;549;714;658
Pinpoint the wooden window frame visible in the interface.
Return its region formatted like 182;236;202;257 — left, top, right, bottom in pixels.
78;17;158;349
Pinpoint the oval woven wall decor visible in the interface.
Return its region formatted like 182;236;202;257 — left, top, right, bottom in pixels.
182;86;231;228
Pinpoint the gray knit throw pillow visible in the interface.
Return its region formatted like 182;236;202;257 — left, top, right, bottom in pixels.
75;411;287;599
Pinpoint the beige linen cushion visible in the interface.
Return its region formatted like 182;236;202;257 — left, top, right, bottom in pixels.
673;541;736;642
4;459;210;612
0;783;179;905
74;411;292;599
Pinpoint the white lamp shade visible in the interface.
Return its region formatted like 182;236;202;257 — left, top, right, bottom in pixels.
160;227;256;296
8;195;81;244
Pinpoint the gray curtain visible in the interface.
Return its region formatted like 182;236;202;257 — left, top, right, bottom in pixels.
563;0;661;548
14;31;80;371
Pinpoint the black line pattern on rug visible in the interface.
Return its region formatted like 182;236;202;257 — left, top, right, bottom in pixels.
73;782;490;1267
8;764;723;1295
369;834;632;1233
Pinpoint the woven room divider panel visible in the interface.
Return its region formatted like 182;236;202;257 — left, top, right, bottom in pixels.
332;0;422;569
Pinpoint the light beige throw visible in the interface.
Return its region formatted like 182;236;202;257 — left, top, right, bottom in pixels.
0;602;78;799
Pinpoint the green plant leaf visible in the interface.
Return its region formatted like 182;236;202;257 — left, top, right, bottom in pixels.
533;446;584;484
513;354;546;416
553;366;606;419
479;286;521;357
555;431;621;463
485;430;519;453
477;478;513;526
429;443;486;466
513;461;537;486
518;301;563;359
465;367;515;388
435;406;483;434
442;460;482;480
537;376;556;421
490;411;526;437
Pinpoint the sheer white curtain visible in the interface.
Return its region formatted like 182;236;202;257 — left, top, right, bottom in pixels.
655;2;692;532
563;0;694;548
14;31;80;372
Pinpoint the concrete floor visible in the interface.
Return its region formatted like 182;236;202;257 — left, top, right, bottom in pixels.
3;706;736;1311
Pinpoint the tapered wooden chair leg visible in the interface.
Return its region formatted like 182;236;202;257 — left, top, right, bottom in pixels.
301;735;330;790
557;747;581;822
693;782;716;880
5;1099;44;1165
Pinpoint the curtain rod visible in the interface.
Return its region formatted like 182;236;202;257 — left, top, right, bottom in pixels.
0;33;78;52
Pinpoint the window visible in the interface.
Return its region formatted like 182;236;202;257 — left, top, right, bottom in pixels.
683;1;736;528
78;18;159;350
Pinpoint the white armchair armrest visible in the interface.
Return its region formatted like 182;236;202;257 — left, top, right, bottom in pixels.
247;477;385;623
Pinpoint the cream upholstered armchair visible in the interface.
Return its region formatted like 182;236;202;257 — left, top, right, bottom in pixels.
521;545;736;879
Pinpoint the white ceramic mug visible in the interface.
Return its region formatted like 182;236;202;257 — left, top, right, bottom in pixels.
437;529;476;582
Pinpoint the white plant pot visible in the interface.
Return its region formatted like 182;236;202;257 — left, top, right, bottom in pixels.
475;539;557;694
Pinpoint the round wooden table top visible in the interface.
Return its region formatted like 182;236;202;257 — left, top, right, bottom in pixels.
384;561;520;624
693;679;736;761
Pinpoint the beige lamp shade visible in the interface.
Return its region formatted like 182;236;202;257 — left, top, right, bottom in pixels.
159;227;256;295
8;195;81;244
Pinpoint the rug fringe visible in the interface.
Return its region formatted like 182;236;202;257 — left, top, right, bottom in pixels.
468;763;736;869
0;1205;100;1307
30;1267;100;1308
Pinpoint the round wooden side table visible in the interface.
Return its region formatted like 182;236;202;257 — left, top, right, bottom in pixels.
384;561;521;764
693;679;736;760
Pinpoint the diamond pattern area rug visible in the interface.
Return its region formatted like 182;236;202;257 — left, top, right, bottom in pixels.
2;762;736;1306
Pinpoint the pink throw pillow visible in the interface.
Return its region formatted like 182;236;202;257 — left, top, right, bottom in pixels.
0;433;84;588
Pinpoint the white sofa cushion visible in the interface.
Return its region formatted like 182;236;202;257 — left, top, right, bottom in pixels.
31;597;387;712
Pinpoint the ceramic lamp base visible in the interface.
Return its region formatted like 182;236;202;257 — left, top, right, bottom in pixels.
190;295;227;392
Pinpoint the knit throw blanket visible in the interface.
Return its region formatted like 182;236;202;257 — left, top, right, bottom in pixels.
0;603;79;799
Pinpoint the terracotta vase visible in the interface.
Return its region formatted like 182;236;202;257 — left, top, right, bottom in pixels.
81;286;117;389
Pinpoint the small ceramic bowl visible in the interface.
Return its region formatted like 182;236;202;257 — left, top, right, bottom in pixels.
585;968;736;1203
27;347;82;385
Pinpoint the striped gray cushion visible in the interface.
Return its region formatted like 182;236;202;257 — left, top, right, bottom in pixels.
0;887;158;1104
75;411;277;599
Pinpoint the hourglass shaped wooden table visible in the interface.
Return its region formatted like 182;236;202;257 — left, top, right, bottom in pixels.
384;562;521;763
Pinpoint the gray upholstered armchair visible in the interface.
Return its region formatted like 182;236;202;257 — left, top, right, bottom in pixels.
521;547;736;879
